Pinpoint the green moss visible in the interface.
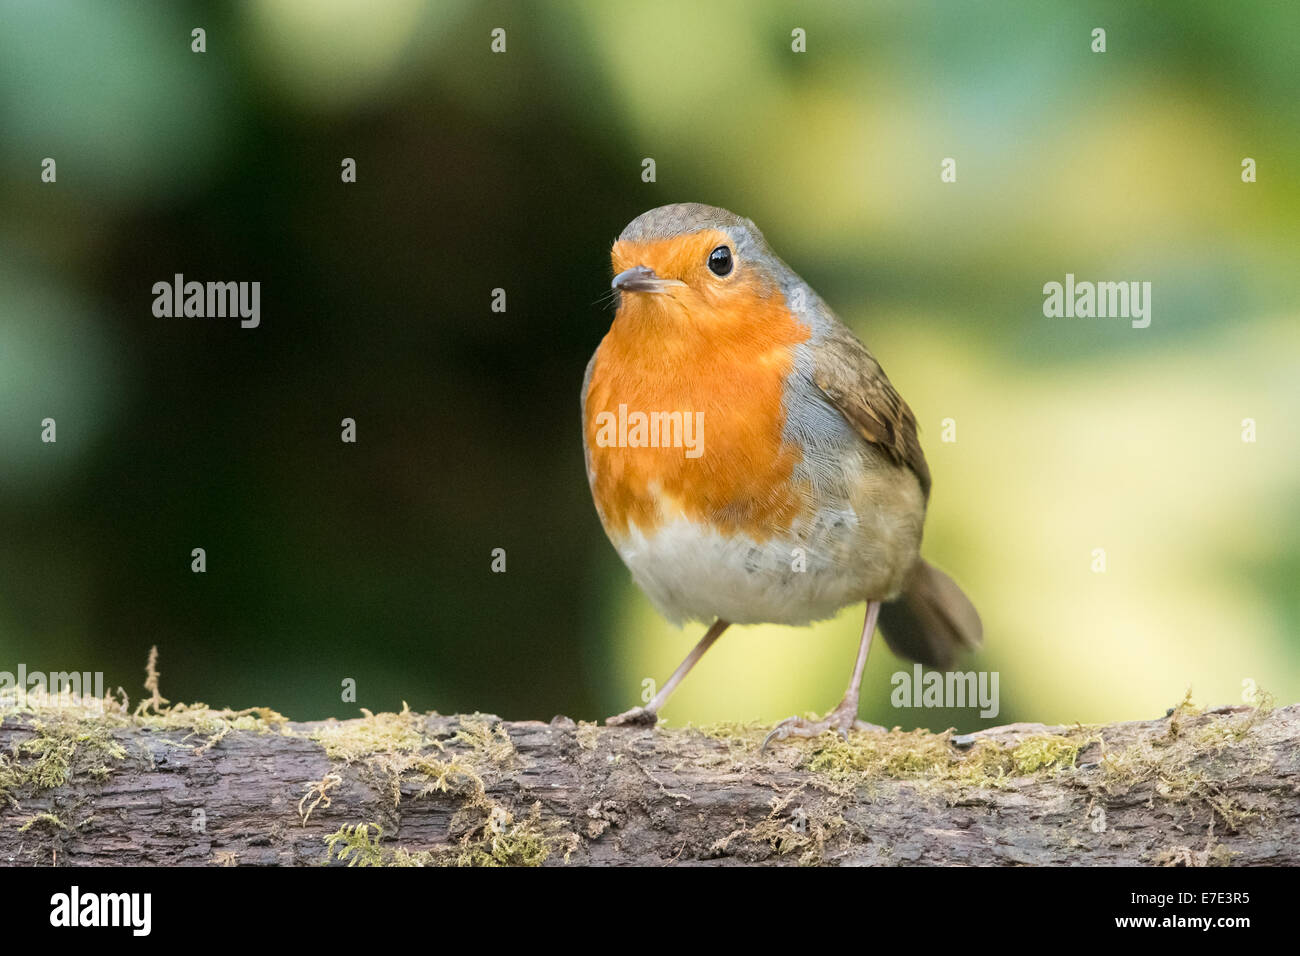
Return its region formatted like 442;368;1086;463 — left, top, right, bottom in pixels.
0;711;129;806
405;752;484;800
324;822;391;867
311;711;496;808
134;702;290;755
322;802;564;868
801;728;1082;787
693;720;773;742
1011;735;1082;774
298;772;343;825
807;729;945;778
451;802;554;867
739;789;848;866
123;647;292;752
688;720;1093;795
451;715;517;767
1195;692;1276;750
309;711;570;866
310;703;429;763
1;695;285;806
1164;688;1204;739
1100;693;1277;832
16;811;69;833
0;756;18;808
0;651;294;809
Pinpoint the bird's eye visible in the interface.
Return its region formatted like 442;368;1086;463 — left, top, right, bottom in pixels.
707;245;733;277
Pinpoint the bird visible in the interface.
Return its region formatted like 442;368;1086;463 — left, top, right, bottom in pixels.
581;203;981;744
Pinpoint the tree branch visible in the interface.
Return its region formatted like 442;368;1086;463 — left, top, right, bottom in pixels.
1;697;1295;866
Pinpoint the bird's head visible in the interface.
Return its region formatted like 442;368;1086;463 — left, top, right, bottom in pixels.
609;203;791;330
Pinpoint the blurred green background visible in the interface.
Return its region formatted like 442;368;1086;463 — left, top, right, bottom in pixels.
1;1;1297;731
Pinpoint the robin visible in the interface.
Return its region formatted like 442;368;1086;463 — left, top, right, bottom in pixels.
582;203;981;743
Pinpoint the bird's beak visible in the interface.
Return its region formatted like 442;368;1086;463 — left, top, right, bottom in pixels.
611;265;684;295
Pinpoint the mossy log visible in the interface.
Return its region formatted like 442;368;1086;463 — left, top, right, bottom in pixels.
0;698;1296;866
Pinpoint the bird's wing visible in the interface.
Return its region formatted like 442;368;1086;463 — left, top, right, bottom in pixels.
810;321;931;499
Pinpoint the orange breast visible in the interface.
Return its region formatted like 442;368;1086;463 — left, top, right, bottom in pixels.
585;278;811;541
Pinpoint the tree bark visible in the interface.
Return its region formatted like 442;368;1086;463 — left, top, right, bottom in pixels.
1;701;1295;866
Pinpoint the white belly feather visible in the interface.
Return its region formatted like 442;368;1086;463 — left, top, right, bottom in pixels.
613;504;916;627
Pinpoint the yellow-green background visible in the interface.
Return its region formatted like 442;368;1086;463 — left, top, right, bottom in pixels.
1;1;1296;730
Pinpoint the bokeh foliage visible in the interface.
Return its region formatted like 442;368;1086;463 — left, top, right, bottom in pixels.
1;1;1296;729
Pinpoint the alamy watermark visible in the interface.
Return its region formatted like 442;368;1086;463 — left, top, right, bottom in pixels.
1043;273;1151;329
152;273;260;328
0;665;106;712
891;664;1000;719
592;404;704;459
49;886;151;936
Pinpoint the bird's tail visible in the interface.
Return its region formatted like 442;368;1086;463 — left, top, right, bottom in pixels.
878;559;982;669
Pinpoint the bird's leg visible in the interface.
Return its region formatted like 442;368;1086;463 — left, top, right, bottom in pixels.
606;619;730;727
763;600;885;750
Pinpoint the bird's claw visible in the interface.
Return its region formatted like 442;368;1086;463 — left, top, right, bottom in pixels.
605;706;659;728
761;709;883;752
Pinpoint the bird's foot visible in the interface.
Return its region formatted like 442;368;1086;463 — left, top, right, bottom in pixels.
761;705;884;751
605;705;659;728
